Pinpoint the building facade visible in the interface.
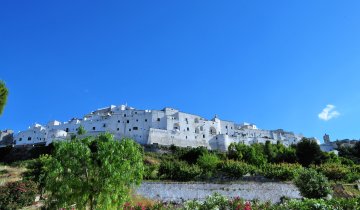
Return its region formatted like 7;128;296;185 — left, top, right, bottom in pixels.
13;105;303;151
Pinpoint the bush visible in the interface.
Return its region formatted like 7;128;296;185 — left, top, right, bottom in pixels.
314;163;351;181
261;163;302;181
295;138;323;167
158;160;202;181
143;164;159;180
278;197;360;210
0;180;38;210
178;147;208;164
219;160;254;178
183;193;228;210
294;168;332;199
197;153;220;172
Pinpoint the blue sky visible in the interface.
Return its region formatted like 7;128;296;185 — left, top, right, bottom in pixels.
1;1;360;142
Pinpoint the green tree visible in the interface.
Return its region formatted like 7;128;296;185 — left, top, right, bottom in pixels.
264;140;276;162
228;142;267;165
43;134;144;210
294;168;332;199
0;80;8;115
77;125;86;135
296;138;322;167
22;155;51;198
197;153;220;172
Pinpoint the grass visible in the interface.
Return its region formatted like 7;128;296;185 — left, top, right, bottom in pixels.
0;164;26;186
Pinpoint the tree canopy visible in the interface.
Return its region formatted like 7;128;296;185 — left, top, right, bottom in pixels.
43;134;144;210
295;138;323;167
0;81;8;115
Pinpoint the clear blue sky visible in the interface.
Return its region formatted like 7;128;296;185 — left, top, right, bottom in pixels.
1;1;360;142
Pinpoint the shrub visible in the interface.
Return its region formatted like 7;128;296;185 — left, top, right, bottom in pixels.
183;193;228;210
0;180;38;210
178;147;208;164
294;168;332;199
143;164;159;180
158;160;202;181
219;160;254;178
197;153;220;172
261;163;302;181
315;163;351;181
295;138;323;167
278;198;360;210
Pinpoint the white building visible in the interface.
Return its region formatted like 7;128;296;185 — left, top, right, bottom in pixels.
320;134;338;154
13;105;303;151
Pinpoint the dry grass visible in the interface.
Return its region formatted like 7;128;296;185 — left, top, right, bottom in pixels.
144;155;161;165
0;164;26;186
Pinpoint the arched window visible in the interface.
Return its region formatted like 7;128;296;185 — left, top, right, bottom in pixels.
209;127;217;135
195;128;200;134
173;123;180;130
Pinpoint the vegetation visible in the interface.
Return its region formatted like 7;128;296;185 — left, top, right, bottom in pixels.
77;125;87;135
0;180;38;210
1;136;360;209
0;80;8;115
295;138;323;167
43;134;144;210
260;163;302;181
294;169;332;199
182;193;360;210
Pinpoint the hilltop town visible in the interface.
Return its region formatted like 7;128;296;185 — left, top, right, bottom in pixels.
1;105;304;151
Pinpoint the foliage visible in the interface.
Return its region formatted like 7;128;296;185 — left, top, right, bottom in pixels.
261;163;302;181
178;147;209;164
158;159;202;181
314;163;351;181
0;180;38;210
43;134;144;210
22;155;51;197
295;138;323;167
278;197;360;210
144;164;159;180
219;160;255;178
0;80;8;116
228;142;267;165
197;153;220;172
294;168;332;199
77;125;87;135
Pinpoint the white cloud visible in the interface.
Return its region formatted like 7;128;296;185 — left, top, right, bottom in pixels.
318;104;340;121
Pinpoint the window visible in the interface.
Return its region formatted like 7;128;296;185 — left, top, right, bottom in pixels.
203;134;205;138
133;127;138;130
129;129;131;131
186;136;188;139
34;131;36;133
93;127;96;130
117;128;119;131
124;114;126;117
19;138;22;141
103;124;106;128
127;120;129;123
187;127;189;131
225;126;228;129
65;128;69;132
145;119;148;122
157;118;160;122
135;112;137;114
136;119;138;122
28;137;31;141
118;120;120;123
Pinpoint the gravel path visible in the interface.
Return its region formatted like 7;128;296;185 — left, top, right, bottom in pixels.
136;181;301;204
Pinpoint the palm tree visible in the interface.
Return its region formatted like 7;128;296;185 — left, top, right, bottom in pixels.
0;80;8;115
